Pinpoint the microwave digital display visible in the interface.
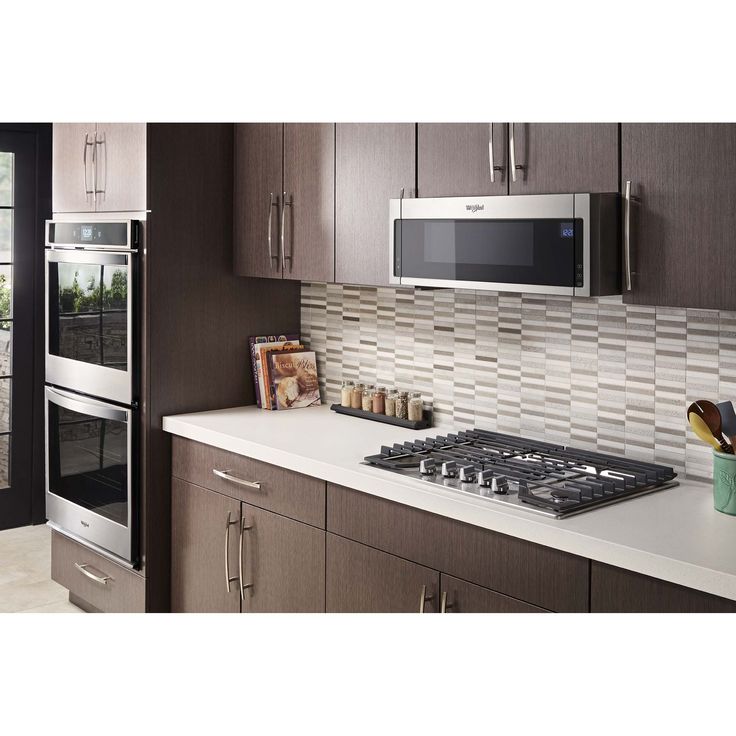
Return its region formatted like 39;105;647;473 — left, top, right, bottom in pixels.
560;223;574;238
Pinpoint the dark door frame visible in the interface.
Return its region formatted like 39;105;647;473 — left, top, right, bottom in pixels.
0;123;51;530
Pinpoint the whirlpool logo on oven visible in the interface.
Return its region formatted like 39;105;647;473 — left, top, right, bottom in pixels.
466;203;485;213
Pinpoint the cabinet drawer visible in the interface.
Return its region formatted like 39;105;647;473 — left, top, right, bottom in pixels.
327;484;589;612
51;531;145;613
439;574;547;613
172;437;326;528
591;562;736;613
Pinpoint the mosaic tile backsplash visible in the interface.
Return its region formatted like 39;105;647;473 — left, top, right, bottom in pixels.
301;282;736;483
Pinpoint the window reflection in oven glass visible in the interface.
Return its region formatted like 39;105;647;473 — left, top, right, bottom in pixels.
49;403;128;526
51;262;128;371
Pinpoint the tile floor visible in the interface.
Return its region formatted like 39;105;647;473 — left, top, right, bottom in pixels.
0;524;82;613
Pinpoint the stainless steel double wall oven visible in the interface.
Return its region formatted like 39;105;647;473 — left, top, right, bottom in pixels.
44;216;140;564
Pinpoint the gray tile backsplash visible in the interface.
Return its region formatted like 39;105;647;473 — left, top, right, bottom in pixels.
301;282;736;482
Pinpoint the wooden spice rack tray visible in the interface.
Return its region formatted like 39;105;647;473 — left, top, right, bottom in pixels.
329;404;433;430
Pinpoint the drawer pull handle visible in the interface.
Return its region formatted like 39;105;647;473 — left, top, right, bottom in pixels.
440;591;454;613
419;584;434;613
238;517;254;601
213;468;262;490
74;563;112;586
224;511;239;593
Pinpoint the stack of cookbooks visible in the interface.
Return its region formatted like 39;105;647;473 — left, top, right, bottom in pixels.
248;335;321;410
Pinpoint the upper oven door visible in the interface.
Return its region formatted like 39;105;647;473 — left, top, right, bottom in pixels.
46;248;136;405
390;195;583;296
45;386;135;563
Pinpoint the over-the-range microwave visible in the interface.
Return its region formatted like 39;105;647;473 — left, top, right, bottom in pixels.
389;193;620;297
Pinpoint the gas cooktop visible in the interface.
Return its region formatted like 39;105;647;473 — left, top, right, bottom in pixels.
363;428;679;518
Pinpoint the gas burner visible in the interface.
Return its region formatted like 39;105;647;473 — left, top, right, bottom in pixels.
363;428;678;518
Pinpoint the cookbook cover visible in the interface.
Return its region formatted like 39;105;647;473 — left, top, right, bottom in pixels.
268;350;321;410
249;334;299;407
261;343;304;409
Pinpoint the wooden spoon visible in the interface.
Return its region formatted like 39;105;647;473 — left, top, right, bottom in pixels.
687;400;734;454
688;412;725;452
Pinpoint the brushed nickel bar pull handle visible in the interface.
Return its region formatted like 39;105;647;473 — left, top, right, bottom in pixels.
440;591;454;613
624;180;633;291
224;511;239;593
419;584;433;613
267;192;279;265
91;132;97;204
238;516;254;601
213;468;262;490
94;130;106;197
83;133;94;197
509;123;524;183
74;563;111;585
489;123;504;184
281;192;293;270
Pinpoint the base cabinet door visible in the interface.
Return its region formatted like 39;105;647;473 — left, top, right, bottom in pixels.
171;478;241;613
326;533;439;613
439;574;547;613
241;504;325;613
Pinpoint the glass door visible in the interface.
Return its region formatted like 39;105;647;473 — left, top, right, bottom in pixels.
0;129;43;530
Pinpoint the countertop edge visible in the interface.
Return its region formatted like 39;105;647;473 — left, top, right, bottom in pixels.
162;414;736;603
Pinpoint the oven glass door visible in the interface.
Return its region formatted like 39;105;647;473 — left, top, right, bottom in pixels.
46;249;135;404
395;218;583;288
45;387;134;561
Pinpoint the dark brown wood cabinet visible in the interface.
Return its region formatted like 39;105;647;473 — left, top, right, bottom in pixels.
326;533;439;613
508;123;619;195
439;574;547;613
242;504;325;613
335;123;416;286
171;478;241;613
233;123;334;282
417;123;507;197
590;562;736;613
622;123;736;310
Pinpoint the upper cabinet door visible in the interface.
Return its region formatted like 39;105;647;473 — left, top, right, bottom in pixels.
335;123;415;286
94;123;147;212
508;123;619;194
52;123;96;213
622;124;736;310
282;123;335;282
417;123;507;197
234;123;284;279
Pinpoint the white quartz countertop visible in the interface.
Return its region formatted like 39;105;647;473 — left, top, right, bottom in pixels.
162;404;736;602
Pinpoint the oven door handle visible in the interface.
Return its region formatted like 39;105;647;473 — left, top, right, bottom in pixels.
45;386;130;423
46;249;131;266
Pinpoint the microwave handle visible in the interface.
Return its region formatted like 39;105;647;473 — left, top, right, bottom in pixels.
45;386;129;423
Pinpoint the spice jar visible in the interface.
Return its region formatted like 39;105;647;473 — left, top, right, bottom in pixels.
372;386;386;414
340;380;354;408
385;390;397;417
408;392;423;422
362;389;373;412
395;391;409;420
351;383;364;409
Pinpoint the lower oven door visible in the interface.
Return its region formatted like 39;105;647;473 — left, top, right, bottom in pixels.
45;386;136;564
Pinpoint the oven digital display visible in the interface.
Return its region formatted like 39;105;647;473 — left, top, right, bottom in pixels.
560;223;574;238
80;225;94;241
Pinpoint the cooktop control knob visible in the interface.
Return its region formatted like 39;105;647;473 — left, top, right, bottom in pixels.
492;476;509;495
419;458;436;475
441;461;457;478
478;470;494;488
459;465;476;483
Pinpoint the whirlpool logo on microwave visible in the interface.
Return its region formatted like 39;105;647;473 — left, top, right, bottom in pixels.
466;203;485;213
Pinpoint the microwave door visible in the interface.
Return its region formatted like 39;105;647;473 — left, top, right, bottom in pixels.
46;248;135;405
45;386;135;563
